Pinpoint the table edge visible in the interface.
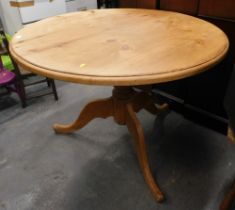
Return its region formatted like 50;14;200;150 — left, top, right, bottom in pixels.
10;41;229;86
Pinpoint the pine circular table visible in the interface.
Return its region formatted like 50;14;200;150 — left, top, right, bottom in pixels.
10;9;229;202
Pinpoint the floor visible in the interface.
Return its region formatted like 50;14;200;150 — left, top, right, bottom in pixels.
1;81;235;210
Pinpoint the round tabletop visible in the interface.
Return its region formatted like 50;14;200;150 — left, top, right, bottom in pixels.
10;9;229;86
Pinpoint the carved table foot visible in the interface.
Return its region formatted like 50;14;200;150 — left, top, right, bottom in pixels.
53;97;114;133
53;86;168;202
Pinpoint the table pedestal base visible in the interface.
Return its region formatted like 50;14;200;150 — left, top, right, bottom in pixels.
53;86;168;202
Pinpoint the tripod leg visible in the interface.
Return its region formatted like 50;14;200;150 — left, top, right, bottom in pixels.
54;97;113;133
125;103;164;202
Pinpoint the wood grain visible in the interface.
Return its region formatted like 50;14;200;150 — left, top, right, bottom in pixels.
137;0;156;9
53;86;167;201
119;0;157;9
118;0;137;8
54;97;113;133
160;0;199;15
10;9;229;86
199;0;235;20
10;1;34;8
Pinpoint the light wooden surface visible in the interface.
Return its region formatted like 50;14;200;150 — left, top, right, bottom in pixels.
10;9;229;86
10;1;34;7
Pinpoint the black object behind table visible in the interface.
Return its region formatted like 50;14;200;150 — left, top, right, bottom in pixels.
224;63;235;135
153;52;234;134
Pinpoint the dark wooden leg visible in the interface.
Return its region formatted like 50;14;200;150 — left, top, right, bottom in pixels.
114;0;119;7
15;80;27;108
53;97;113;133
125;103;164;202
46;78;51;87
105;0;109;7
97;0;102;8
50;79;58;101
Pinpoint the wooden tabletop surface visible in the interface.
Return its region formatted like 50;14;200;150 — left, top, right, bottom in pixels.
10;9;229;86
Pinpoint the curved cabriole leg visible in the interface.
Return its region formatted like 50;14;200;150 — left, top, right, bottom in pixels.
125;103;164;202
220;181;235;210
53;97;113;134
